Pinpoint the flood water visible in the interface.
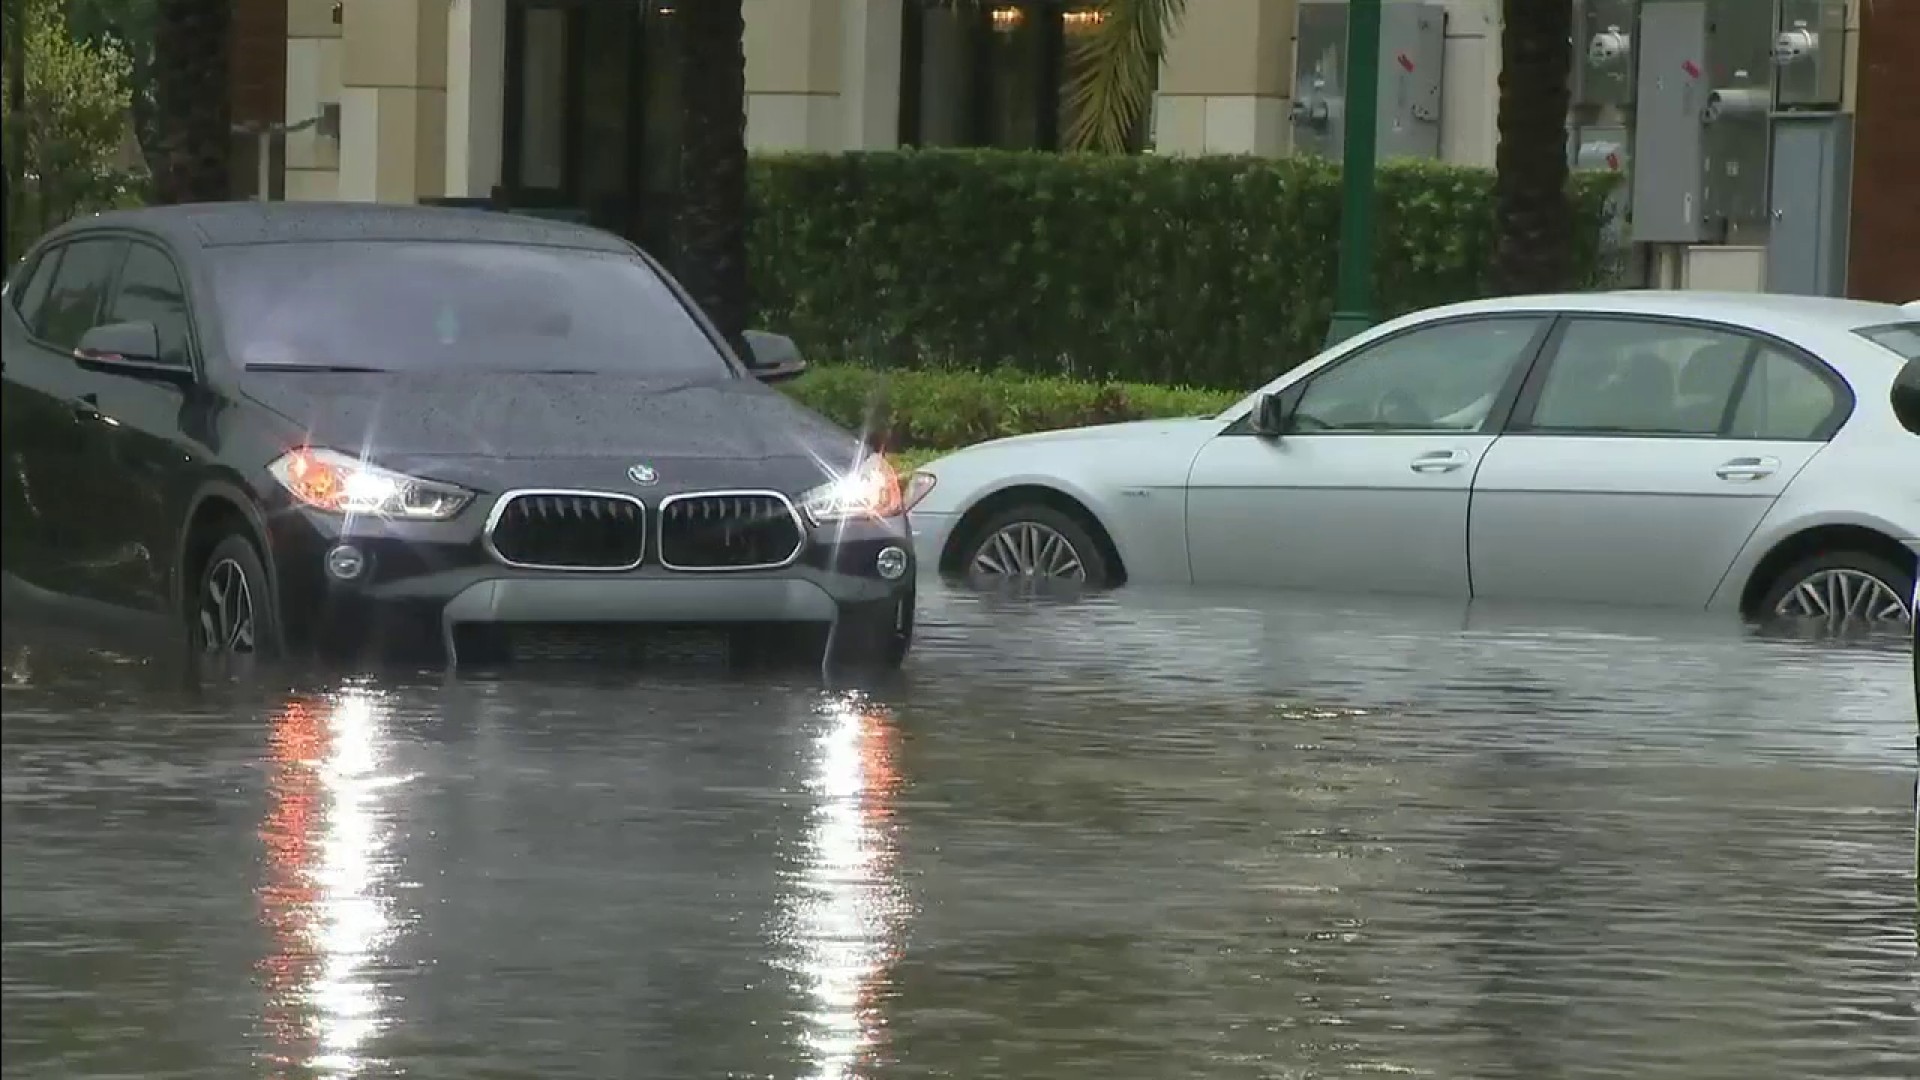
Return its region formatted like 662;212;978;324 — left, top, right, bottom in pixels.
3;584;1916;1079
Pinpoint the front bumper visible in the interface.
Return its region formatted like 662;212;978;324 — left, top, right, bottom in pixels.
266;502;914;658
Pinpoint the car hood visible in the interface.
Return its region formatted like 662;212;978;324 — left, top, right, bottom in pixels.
239;370;862;463
952;416;1223;455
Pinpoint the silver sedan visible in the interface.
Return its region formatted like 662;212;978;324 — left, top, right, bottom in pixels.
907;292;1919;630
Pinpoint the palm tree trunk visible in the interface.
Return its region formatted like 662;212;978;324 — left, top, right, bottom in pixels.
5;0;25;258
150;0;231;204
673;0;750;351
1490;0;1574;295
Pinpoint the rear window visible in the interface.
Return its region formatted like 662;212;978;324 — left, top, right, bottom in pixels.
1855;321;1920;361
208;241;736;378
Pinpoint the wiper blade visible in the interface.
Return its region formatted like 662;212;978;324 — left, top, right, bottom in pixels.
245;362;389;374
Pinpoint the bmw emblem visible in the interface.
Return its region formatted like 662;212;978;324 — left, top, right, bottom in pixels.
627;463;659;486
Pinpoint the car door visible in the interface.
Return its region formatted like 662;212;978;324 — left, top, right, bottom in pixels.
1469;315;1837;609
0;235;128;596
2;244;68;586
1185;314;1554;596
74;239;207;615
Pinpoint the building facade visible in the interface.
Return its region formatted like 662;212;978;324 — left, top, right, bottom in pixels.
275;0;1915;301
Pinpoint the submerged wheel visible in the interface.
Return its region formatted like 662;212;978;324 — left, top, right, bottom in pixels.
1759;550;1915;630
957;504;1111;588
825;593;915;670
192;534;281;659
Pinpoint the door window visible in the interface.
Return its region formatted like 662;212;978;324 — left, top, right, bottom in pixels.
105;243;194;369
1289;316;1547;433
34;238;125;349
8;246;62;330
1525;318;1756;436
1726;346;1842;440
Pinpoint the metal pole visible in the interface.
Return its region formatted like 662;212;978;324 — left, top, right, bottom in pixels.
1324;0;1382;348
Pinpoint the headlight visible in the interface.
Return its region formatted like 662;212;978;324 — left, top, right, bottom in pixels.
904;470;937;512
268;447;474;521
801;453;902;524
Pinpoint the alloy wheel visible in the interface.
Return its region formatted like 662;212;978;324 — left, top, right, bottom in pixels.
198;558;257;655
969;521;1086;581
1772;568;1912;626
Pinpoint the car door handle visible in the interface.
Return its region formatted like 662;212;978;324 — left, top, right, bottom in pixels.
1714;455;1780;481
1409;449;1470;474
71;393;102;422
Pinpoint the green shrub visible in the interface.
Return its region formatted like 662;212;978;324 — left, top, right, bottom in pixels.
784;365;1239;453
750;149;1622;389
2;0;147;262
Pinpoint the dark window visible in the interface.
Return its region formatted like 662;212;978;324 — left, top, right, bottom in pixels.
207;241;733;378
900;2;1148;151
1726;346;1842;441
1856;321;1920;361
1524;318;1758;436
1289;317;1546;433
9;245;63;331
105;243;194;369
35;238;125;349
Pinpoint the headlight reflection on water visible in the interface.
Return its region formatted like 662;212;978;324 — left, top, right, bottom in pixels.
256;687;413;1078
777;692;914;1080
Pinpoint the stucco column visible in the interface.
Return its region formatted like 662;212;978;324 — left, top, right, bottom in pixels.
745;0;843;151
841;0;903;150
445;0;506;197
285;0;343;200
1154;0;1295;156
337;0;449;203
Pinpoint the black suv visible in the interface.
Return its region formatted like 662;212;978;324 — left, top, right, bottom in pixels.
0;203;916;668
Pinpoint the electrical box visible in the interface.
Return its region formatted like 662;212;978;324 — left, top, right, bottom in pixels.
1766;113;1852;296
1773;0;1848;109
1290;1;1446;160
1630;0;1774;244
1573;0;1638;109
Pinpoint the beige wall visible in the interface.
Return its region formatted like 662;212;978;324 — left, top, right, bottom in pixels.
285;0;342;201
745;0;901;152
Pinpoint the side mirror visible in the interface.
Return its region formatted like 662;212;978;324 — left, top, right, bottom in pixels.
741;329;808;384
1893;358;1920;437
74;321;187;383
1249;386;1302;438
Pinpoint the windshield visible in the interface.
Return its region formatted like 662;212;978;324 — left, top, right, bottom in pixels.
1855;321;1920;362
209;241;736;377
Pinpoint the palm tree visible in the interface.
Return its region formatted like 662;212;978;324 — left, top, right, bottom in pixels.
674;0;751;351
1061;0;1184;152
1489;0;1574;294
149;0;229;203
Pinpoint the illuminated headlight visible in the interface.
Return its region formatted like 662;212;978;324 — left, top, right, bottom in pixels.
800;454;902;524
268;447;473;520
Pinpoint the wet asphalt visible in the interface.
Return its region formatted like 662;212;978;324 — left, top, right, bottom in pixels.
2;584;1916;1079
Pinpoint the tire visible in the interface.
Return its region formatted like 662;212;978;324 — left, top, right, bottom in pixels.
190;533;282;660
955;503;1112;588
826;593;915;670
1756;549;1916;628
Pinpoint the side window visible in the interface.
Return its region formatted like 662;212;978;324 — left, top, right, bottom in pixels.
1525;318;1755;436
1727;347;1841;441
34;238;126;350
9;246;63;331
1290;316;1547;433
105;243;194;368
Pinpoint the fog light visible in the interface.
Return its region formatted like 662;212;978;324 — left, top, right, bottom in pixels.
875;545;909;581
325;543;366;581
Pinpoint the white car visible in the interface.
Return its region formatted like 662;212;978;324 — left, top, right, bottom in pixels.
906;292;1919;627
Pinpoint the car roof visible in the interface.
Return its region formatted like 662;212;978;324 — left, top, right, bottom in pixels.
41;201;636;254
1417;289;1912;338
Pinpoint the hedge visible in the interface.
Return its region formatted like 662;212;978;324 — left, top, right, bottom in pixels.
750;149;1623;390
783;365;1239;463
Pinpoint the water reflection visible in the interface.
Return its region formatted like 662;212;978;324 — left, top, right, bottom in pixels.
777;692;913;1080
256;688;413;1077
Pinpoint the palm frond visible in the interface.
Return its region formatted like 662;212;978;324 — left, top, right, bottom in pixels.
1062;0;1184;153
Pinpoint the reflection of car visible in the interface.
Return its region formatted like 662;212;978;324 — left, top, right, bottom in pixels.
908;292;1918;630
0;203;915;667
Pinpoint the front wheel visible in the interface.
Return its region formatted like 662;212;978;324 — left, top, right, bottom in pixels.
956;504;1111;588
825;594;915;670
1758;550;1915;631
191;534;282;659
